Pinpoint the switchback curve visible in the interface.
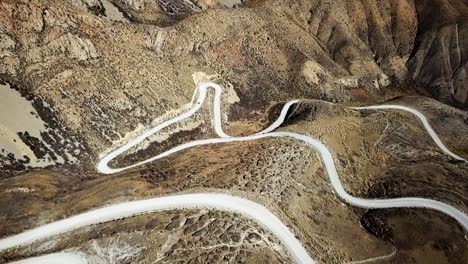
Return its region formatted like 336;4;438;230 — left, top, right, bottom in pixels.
1;82;467;264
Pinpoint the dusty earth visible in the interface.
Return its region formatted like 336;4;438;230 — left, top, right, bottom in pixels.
0;0;467;263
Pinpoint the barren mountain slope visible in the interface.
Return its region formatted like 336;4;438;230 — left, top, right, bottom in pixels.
1;98;467;263
1;0;466;172
0;0;467;264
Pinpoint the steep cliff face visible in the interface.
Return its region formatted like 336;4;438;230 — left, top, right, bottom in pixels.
407;0;468;107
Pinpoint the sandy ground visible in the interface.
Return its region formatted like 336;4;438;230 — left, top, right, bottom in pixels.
0;83;59;167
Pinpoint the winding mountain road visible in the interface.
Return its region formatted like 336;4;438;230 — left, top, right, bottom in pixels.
351;105;466;162
9;253;87;264
1;82;467;264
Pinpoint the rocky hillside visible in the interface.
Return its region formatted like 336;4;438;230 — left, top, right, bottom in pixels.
0;1;467;263
1;97;467;263
0;1;466;166
407;0;468;107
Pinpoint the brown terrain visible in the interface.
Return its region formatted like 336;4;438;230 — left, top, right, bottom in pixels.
0;0;467;263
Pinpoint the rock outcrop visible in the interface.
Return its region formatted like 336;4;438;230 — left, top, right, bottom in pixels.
407;0;468;106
